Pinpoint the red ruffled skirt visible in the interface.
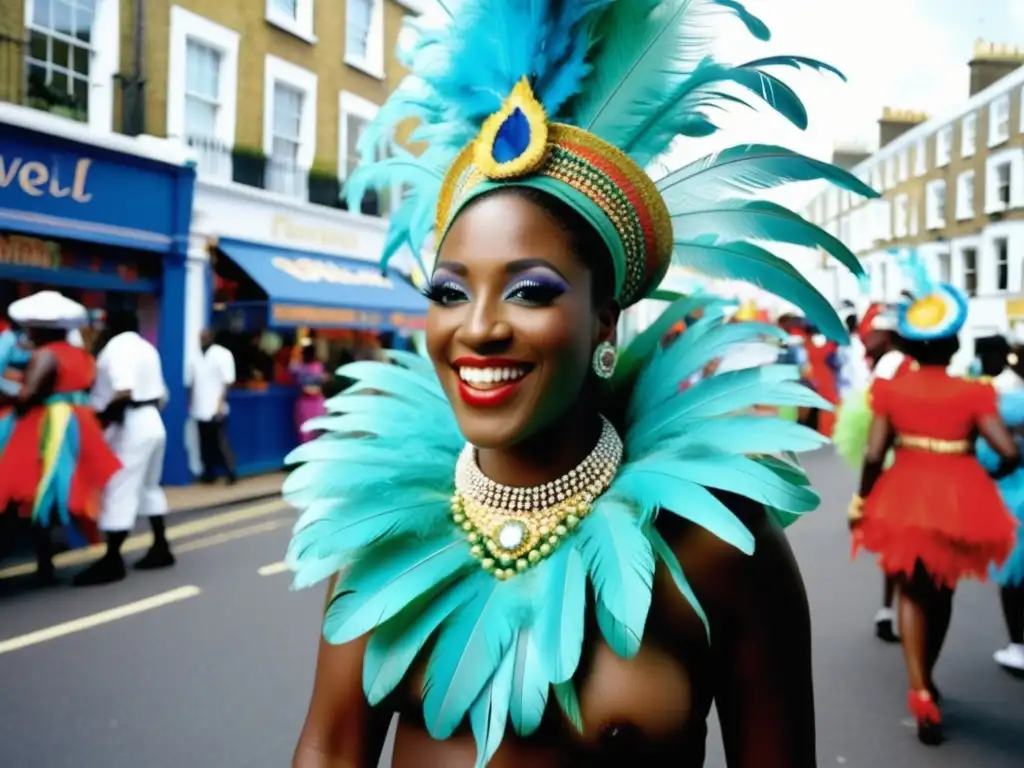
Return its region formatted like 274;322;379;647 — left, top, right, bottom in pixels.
859;449;1017;588
0;404;120;538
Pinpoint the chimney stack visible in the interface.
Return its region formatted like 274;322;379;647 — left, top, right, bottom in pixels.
878;107;928;149
968;40;1024;97
831;147;871;171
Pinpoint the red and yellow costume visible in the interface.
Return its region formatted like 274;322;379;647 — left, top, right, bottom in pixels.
859;367;1017;587
0;341;121;544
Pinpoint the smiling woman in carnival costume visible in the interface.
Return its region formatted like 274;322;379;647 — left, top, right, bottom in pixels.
850;262;1020;746
284;2;876;766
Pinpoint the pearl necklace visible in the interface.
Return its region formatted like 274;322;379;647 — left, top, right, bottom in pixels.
451;415;623;580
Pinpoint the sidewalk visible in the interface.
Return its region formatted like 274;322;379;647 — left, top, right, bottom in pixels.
165;472;286;514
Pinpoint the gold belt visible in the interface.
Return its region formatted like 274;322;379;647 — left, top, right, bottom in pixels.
895;435;971;455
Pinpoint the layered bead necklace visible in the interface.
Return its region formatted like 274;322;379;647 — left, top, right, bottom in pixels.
451;415;623;580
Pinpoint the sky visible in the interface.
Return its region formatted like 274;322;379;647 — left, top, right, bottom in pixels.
679;0;1024;161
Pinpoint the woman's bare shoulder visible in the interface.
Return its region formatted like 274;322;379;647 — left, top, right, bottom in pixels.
656;490;806;628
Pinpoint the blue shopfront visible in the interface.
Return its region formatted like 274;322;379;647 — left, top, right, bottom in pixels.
0;119;196;485
209;237;427;476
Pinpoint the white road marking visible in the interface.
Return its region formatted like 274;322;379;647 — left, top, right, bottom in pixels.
257;560;290;577
0;500;290;580
173;519;290;555
0;585;202;656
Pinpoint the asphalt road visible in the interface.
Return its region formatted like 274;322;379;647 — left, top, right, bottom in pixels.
1;451;1022;767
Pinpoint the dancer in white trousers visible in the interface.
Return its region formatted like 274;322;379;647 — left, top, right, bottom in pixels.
74;311;174;586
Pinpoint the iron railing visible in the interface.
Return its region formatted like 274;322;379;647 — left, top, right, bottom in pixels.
185;134;384;217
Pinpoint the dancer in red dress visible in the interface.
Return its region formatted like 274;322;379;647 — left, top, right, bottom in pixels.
850;280;1020;745
0;292;121;584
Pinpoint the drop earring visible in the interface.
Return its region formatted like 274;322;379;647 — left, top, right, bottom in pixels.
592;341;617;379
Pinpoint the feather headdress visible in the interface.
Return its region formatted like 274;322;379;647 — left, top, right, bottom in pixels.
349;0;876;339
890;247;968;341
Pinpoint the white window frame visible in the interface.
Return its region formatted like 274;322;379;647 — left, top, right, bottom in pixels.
338;89;400;215
897;151;909;182
962;113;977;157
167;8;240;151
909;197;918;237
955;170;975;221
959;243;979;298
985;148;1024;213
893;194;908;238
990;94;1011;147
870;165;882;192
344;0;386;80
913;139;927;176
925;179;946;230
993;236;1011;293
935;126;952;167
23;0;120;131
263;55;318;192
884;157;895;190
265;0;317;44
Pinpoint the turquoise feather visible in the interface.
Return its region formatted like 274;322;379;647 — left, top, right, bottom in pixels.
363;576;480;705
510;628;550;736
712;0;769;39
670;367;833;419
573;1;720;147
289;497;451;563
423;576;523;739
657;144;878;207
553;680;584;733
324;535;473;645
344;157;443;215
577;498;654;658
633;415;830;459
647;526;709;639
535;544;587;683
469;638;517;768
335;361;448;400
670;199;865;278
631;451;820;513
739;55;846;81
385;348;438;376
610;472;754;552
671;239;848;341
284;435;456;468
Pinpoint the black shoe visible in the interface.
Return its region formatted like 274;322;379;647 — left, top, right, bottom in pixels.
225;474;238;486
72;556;126;587
34;568;60;588
875;609;900;643
917;719;944;746
928;681;942;704
134;545;175;571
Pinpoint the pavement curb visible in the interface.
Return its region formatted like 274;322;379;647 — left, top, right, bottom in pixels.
171;490;285;517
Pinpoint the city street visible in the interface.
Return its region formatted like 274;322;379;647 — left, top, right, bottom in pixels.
1;451;1023;767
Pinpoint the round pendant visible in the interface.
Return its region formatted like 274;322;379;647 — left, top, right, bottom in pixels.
496;520;526;552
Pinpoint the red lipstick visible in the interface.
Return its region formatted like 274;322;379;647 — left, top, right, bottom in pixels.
452;357;532;408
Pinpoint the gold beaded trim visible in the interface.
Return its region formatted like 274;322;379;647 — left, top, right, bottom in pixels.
895;435;971;455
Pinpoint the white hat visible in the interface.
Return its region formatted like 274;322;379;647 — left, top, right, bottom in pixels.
66;328;85;348
8;291;89;330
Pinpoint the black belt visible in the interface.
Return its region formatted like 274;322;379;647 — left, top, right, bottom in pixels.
128;399;161;409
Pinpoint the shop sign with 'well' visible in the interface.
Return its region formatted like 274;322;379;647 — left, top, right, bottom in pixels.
0;128;184;249
0;155;94;203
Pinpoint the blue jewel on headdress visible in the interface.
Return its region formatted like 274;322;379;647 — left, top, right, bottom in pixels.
473;78;549;179
493;107;531;163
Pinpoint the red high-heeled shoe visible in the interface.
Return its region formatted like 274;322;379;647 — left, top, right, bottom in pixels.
907;689;943;746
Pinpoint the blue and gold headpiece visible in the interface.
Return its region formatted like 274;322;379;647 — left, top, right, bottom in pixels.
437;79;674;307
346;0;877;334
892;248;968;341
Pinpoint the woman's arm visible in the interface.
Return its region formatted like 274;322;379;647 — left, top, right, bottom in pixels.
977;414;1022;479
15;350;58;415
857;414;894;499
293;577;392;768
668;494;816;768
